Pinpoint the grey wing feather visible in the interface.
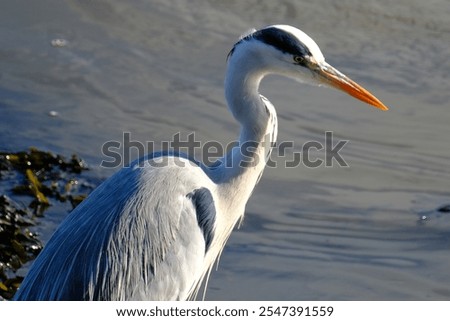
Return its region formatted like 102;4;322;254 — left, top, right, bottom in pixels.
14;161;213;300
187;188;216;253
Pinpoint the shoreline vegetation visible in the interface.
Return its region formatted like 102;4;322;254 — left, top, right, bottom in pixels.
0;148;93;300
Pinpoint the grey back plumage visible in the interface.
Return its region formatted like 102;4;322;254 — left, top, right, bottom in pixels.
14;155;215;300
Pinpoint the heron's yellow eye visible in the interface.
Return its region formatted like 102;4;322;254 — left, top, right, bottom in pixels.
293;56;305;64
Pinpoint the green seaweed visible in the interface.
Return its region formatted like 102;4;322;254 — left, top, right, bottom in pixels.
0;148;94;300
0;195;41;299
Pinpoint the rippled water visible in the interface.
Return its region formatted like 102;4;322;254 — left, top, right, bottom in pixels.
1;0;449;300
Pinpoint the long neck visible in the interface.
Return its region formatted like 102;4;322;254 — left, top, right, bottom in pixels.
193;48;279;296
212;51;278;216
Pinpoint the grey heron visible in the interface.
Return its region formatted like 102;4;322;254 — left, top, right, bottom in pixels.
14;25;388;301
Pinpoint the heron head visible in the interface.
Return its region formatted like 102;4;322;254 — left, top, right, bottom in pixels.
230;25;388;111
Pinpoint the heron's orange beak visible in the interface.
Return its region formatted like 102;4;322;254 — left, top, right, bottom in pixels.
316;63;389;111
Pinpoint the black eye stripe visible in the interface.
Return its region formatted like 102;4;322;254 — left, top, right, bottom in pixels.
228;26;313;60
252;27;312;57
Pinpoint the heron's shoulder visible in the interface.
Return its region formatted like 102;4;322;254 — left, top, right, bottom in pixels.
120;151;213;191
129;151;201;169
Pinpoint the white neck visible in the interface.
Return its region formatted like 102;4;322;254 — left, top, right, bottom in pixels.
192;41;280;300
208;45;278;222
